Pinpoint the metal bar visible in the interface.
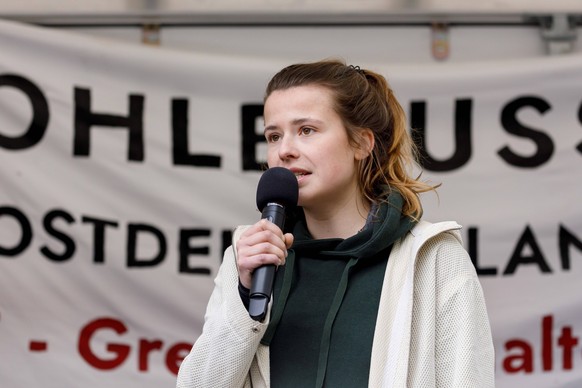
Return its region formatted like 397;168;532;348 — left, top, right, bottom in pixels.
2;11;580;27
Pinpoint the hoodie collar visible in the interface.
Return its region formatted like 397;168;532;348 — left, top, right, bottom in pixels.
291;190;416;260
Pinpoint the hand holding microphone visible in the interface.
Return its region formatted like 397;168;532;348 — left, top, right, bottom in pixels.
235;167;298;321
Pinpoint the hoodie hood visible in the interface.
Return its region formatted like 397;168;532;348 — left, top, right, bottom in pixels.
291;189;416;260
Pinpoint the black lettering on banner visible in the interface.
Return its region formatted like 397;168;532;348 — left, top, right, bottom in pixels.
498;96;554;168
577;100;582;154
467;227;497;276
221;229;233;262
559;225;582;270
503;225;552;274
73;87;145;161
81;216;119;264
410;99;473;172
179;229;211;274
172;98;221;167
0;74;49;150
0;205;32;256
40;209;76;262
241;104;265;171
127;223;167;267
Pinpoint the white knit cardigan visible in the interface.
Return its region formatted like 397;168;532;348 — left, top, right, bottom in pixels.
176;220;495;388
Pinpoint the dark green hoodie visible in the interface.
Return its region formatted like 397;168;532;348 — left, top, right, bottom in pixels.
262;191;416;388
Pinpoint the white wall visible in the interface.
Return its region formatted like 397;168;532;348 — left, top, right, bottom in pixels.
58;23;582;66
1;0;581;65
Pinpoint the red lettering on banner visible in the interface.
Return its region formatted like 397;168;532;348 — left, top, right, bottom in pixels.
503;340;534;373
502;314;581;374
29;340;48;352
77;317;192;375
78;317;130;370
139;339;163;371
558;327;579;370
542;315;553;371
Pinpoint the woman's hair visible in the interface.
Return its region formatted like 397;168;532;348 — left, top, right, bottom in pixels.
264;58;438;219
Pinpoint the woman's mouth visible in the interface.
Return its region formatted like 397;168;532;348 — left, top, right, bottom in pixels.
291;170;310;183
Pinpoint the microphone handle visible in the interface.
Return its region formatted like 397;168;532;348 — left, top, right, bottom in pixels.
249;202;286;321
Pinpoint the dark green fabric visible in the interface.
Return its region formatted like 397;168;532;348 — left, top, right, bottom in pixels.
265;191;416;388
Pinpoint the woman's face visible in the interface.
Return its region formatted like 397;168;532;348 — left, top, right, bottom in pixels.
264;85;368;212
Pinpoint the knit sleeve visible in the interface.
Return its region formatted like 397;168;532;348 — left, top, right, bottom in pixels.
432;233;495;387
370;223;495;388
176;243;270;388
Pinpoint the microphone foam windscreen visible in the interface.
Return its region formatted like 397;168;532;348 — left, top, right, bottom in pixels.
256;167;299;211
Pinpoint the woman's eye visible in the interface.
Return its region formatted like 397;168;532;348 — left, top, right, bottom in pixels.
301;127;313;135
267;134;280;143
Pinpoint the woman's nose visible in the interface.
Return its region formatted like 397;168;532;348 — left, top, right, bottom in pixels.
278;136;299;160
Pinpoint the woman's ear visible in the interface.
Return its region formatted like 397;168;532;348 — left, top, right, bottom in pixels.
355;128;375;161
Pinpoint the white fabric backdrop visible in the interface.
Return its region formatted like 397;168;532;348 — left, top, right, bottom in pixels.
0;19;581;387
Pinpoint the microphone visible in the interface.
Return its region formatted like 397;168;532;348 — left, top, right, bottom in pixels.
249;167;299;321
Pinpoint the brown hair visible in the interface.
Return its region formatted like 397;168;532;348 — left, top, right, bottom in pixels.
264;59;438;219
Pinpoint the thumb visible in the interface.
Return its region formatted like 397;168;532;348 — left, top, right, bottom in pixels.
283;233;294;249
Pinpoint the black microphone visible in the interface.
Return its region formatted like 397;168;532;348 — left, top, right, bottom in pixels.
249;167;299;321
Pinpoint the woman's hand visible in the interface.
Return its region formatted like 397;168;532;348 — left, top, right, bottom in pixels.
236;219;294;289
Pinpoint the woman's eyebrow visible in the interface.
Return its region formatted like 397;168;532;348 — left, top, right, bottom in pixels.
264;118;323;134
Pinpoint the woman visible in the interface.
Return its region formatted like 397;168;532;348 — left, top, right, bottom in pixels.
177;59;494;387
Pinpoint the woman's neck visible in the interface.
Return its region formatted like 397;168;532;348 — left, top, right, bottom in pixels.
303;197;371;240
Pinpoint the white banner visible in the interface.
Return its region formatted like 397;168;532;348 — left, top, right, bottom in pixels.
0;19;581;387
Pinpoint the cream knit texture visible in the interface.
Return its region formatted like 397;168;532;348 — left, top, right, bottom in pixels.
176;221;495;388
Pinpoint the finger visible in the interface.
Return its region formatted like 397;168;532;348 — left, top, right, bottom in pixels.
238;225;287;253
283;233;294;250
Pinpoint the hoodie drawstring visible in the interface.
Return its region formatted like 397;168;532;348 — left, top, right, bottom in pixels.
314;257;358;388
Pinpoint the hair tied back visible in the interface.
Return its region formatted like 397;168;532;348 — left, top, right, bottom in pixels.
348;64;364;74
